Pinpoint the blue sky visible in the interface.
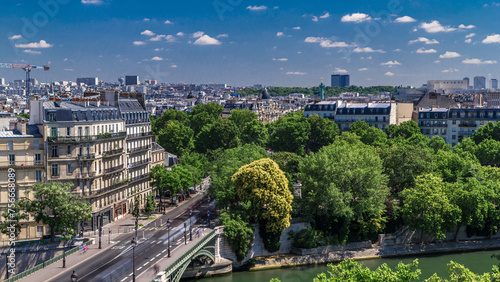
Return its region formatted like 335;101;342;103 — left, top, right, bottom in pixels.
1;0;500;87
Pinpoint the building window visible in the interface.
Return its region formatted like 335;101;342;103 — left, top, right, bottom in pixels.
35;154;41;165
52;164;59;176
8;141;13;150
51;128;57;137
37;226;43;237
36;170;42;182
48;112;56;121
67;127;71;136
452;135;456;140
9;154;15;165
68;146;71;155
51;146;58;158
34;140;39;150
68;164;72;174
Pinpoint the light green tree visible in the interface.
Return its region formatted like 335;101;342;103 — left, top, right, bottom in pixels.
157;120;194;157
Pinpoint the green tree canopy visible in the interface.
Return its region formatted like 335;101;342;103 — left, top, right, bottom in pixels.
241;119;269;147
19;182;92;241
195;119;240;154
268;114;311;155
189;103;224;135
227;108;258;131
152;109;188;135
349;120;387;147
307;114;339;153
157;120;194;157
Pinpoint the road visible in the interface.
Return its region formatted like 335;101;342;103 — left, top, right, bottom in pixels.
48;191;215;282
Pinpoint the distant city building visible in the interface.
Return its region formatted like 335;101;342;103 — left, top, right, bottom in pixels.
145;80;157;85
0;78;5;85
426;80;468;94
76;77;99;86
491;79;498;90
125;75;140;86
463;77;470;89
474;76;486;90
331;74;350;87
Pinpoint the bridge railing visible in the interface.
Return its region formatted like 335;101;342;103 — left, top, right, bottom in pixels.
152;227;221;282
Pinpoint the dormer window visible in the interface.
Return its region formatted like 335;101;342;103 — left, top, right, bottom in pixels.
48;112;56;122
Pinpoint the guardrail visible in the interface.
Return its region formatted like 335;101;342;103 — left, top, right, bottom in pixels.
4;239;92;282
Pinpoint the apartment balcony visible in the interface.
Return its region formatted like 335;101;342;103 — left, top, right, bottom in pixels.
102;148;123;158
0;161;44;170
458;122;478;127
151;143;164;153
127;131;153;140
73;180;129;198
127;145;151;154
458;131;475;135
47;132;127;143
129;173;150;184
78;171;98;179
104;164;124;174
77;153;96;161
128;158;150;169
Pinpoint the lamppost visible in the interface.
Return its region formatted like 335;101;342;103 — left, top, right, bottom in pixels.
189;210;193;241
62;227;67;268
97;213;103;249
108;229;111;244
131;238;137;282
167;218;171;258
135;216;139;239
207;210;210;228
184;222;187;245
71;270;78;281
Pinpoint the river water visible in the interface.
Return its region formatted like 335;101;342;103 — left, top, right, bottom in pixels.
194;249;499;281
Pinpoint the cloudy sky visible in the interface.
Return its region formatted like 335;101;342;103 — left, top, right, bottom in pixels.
1;0;500;87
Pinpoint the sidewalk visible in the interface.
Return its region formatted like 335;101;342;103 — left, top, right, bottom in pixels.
17;192;205;282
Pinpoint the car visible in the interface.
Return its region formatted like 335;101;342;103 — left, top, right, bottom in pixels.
188;188;197;194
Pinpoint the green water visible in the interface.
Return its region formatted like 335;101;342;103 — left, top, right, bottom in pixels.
195;249;500;281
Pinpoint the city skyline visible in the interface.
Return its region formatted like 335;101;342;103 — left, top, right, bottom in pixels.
1;0;500;87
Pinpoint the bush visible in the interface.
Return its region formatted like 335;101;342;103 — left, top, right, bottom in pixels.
291;227;322;249
259;221;282;253
220;211;254;261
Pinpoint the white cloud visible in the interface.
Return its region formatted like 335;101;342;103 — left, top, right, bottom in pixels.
64;68;74;71
465;39;472;43
465;33;476;39
462;58;498;64
164;20;173;24
341;13;372;23
304;37;324;43
15;40;53;48
320;12;330;19
151;56;164;61
165;35;175;42
482;34;500;43
64;58;69;61
276;32;284;37
381;60;402;66
434;60;441;63
8;34;22;40
334;67;348;74
395;16;416;23
442;68;459;73
273;6;279;9
360;56;372;60
416;47;437;54
177;32;185;37
439;51;461;58
286;71;307;75
304;37;350;48
420;21;456;33
246;5;267;11
193;35;221;45
23;49;41;55
409;37;439;45
293;26;301;30
141;30;155;36
312;16;318;22
133;41;146;46
459;24;476;29
171;64;178;68
385;72;395;76
192;31;205;38
358;68;369;71
154;48;164;52
150;35;165;41
81;0;102;4
393;48;402;52
273;58;288;61
353;47;385;53
217;34;229;38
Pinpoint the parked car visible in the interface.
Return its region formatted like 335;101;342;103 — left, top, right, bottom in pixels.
188;188;197;194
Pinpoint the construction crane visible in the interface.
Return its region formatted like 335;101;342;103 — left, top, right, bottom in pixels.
0;63;50;97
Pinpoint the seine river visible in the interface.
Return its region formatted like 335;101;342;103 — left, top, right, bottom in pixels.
193;249;499;282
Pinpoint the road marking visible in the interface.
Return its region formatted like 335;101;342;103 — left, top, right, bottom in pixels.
149;258;155;262
121;277;128;282
137;266;143;271
155;253;160;258
156;241;161;244
143;263;148;267
161;249;166;253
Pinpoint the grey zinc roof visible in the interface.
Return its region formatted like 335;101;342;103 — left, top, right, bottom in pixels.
43;101;117;110
0;125;42;138
118;99;147;112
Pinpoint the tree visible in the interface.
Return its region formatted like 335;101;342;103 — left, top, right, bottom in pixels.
219;210;254;261
299;140;389;243
429;136;451;153
228;108;258;131
0;205;28;238
470;121;500;144
144;194;157;215
380;143;434;197
386;120;421;139
349;120;387;147
152;109;189;135
232;158;293;251
307;114;339;153
268;114;311;155
150;164;168;212
195;119;240;154
425;261;499;281
132;198;141;218
189;103;224;135
400;175;461;241
157;120;194;157
173;165;193;194
241;119;269;147
19;182;91;242
313;259;421;282
433;150;480;183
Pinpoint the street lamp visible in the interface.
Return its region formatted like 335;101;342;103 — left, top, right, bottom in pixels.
62;227;67;268
108;229;111;244
135;216;139;239
71;270;78;282
131;238;137;282
207;210;210;228
189;210;193;241
97;213;103;249
167;218;171;258
184;222;187;245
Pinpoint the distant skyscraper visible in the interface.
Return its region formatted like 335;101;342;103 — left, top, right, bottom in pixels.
331;74;350;87
463;77;470;89
491;79;498;89
474;76;486;90
125;75;140;86
76;77;98;86
0;78;4;85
